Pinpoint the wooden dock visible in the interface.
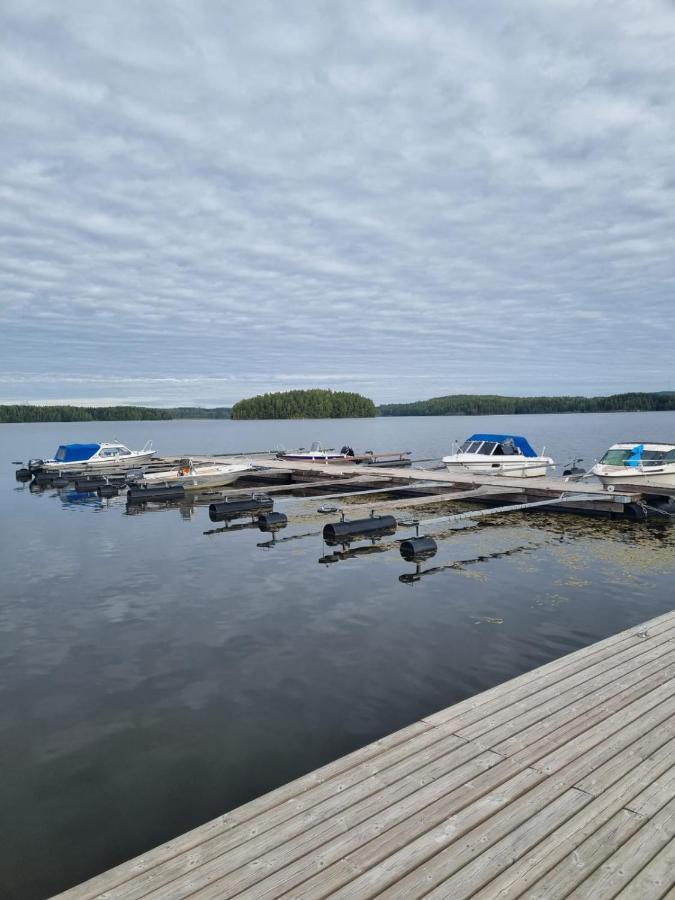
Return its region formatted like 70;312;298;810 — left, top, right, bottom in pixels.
245;457;675;521
56;609;675;899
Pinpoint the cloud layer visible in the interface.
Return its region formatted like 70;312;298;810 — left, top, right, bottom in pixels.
1;0;675;405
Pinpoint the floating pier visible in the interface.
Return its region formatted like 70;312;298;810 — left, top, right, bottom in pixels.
54;609;675;899
20;451;675;522
248;456;675;522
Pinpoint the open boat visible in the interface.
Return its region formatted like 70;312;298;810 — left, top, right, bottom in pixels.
141;458;253;490
591;442;675;487
442;434;554;478
277;441;355;462
34;441;155;472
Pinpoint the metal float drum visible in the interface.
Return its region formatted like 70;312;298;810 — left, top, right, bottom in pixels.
322;515;397;544
208;496;273;522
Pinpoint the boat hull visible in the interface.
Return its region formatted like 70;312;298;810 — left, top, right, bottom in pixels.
443;459;551;478
143;464;251;491
278;453;349;463
592;466;675;488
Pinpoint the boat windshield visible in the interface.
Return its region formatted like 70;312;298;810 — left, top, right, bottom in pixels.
458;440;501;455
459;441;484;454
600;448;675;467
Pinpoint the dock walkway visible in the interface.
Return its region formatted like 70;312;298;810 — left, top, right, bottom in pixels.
57;609;675;899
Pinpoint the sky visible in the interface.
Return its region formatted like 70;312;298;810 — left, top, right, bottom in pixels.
1;0;675;407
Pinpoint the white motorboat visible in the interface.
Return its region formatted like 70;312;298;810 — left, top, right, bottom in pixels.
591;442;675;487
34;441;155;472
277;441;355;462
142;458;253;490
442;433;554;478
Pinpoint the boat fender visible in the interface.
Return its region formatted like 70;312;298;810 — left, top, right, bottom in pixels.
400;536;437;561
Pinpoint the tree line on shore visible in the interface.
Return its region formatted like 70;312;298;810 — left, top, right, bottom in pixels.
379;392;675;417
231;389;376;419
2;391;674;423
0;405;231;423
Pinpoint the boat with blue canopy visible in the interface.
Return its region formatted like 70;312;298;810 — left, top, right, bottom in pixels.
591;442;675;487
442;433;554;478
33;441;155;472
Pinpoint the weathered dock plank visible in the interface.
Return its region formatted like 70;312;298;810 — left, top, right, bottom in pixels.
53;610;675;900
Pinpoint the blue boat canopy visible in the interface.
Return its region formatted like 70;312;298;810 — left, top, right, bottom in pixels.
467;434;538;458
54;443;101;462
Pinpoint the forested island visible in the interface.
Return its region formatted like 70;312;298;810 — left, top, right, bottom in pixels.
379;392;675;417
0;405;231;423
231;389;376;419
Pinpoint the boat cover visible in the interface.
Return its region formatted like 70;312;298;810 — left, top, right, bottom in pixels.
54;443;101;462
627;444;645;466
467;434;538;458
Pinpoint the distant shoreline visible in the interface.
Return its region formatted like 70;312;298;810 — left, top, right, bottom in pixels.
0;405;231;424
1;392;674;423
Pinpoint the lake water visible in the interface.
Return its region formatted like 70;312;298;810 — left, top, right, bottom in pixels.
1;412;674;898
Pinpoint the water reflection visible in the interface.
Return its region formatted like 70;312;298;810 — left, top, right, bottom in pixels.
399;541;543;584
3;416;675;899
319;540;392;565
256;529;321;550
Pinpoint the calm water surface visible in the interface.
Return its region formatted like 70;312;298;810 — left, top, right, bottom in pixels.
1;413;674;898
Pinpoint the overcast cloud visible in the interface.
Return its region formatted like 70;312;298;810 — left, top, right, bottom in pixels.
1;0;674;406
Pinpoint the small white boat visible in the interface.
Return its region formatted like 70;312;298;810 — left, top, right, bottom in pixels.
442;434;554;478
592;442;675;487
142;458;253;490
35;441;155;472
277;441;355;463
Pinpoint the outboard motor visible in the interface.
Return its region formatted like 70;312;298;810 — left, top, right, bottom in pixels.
563;458;586;478
340;446;355;457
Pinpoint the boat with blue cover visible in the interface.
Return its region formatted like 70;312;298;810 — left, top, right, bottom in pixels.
442;433;554;478
32;441;155;472
591;442;675;487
